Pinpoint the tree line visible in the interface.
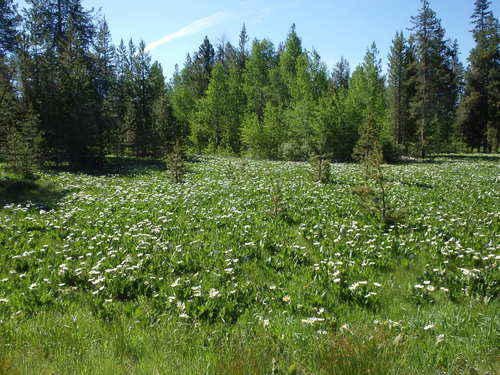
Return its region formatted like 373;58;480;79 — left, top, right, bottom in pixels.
0;0;498;175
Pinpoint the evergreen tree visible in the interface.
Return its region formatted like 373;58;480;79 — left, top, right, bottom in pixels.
191;36;215;97
437;39;463;150
5;106;44;177
242;39;275;120
170;58;197;146
0;0;19;160
149;62;173;156
21;0;99;167
237;24;249;71
349;43;387;129
387;31;418;151
313;90;353;161
332;57;350;91
458;0;499;152
388;32;407;146
278;24;303;106
409;0;456;157
128;40;156;156
110;39;133;155
347;43;388;160
190;62;231;153
0;0;19;55
226;65;246;154
92;18;115;157
283;53;319;160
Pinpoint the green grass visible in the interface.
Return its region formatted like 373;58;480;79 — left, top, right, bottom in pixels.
0;155;498;374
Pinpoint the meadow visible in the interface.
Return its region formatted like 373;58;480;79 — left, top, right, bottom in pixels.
0;155;498;374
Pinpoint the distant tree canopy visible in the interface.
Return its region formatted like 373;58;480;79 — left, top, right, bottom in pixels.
0;0;498;174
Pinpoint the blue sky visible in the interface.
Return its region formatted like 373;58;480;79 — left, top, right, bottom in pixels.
18;0;500;78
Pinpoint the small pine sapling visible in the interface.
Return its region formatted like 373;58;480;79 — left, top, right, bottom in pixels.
352;117;398;228
5;110;44;179
166;140;186;183
268;181;289;220
309;153;332;183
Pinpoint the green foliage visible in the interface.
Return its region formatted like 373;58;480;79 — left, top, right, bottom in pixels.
458;0;499;152
5;109;43;178
353;117;399;228
409;0;464;158
309;153;331;183
387;32;418;151
166;140;185;183
0;155;498;373
243;39;275;120
0;0;19;55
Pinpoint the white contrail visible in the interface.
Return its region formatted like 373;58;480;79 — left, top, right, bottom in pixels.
145;11;234;52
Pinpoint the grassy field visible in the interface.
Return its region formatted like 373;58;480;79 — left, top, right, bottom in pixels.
0;155;498;374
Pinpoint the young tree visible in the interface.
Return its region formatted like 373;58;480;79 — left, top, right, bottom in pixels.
5;106;44;177
352;116;393;227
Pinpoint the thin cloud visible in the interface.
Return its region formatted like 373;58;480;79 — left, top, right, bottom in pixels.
146;11;234;52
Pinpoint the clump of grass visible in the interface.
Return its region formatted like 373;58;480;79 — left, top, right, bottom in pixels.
0;355;19;375
319;326;402;375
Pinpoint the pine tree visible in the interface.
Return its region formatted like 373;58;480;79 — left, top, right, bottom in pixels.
283;53;317;160
346;43;388;160
242;39;275;120
437;39;463;151
92;17;115;158
170;59;197;146
190;62;231;153
110;39;133;155
458;0;499;152
348;43;387;132
226;65;246;154
21;0;99;167
5;106;44;178
313;91;352;161
149;62;172;157
166;139;185;183
237;24;249;71
0;0;19;160
410;0;455;157
0;0;19;55
278;24;303;106
352;116;393;227
191;36;215;97
388;32;409;146
332;57;350;91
